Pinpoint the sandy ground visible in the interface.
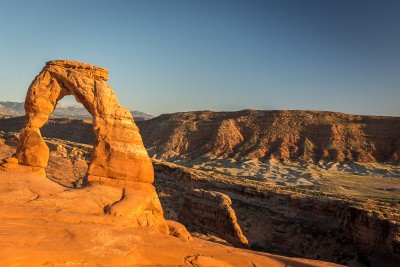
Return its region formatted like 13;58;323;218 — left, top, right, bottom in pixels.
0;164;342;267
182;156;400;201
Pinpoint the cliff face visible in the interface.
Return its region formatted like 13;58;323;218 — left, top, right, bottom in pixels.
137;110;400;163
153;160;400;266
178;189;249;248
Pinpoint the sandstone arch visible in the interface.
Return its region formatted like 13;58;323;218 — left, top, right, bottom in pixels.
13;60;193;237
16;60;153;183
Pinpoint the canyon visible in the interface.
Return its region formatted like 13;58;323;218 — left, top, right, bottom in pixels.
1;108;399;266
0;60;345;267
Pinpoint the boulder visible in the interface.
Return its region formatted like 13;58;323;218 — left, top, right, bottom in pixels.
167;220;193;241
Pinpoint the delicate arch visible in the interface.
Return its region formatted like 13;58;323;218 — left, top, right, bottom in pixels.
16;60;153;183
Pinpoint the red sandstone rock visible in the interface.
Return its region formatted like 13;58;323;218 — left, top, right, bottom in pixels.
13;60;188;235
17;60;153;183
0;156;18;171
184;255;234;267
136;110;400;163
167;220;193;241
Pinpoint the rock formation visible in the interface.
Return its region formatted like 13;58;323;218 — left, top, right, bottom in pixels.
179;189;249;248
16;60;153;183
0;157;18;171
184;255;234;267
14;60;169;232
2;111;399;265
153;160;400;266
136;110;400;163
4;110;400;164
0;143;342;266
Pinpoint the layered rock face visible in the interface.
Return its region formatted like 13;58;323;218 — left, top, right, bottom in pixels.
179;189;249;248
137;110;400;163
16;60;153;183
15;60;168;231
153;160;400;266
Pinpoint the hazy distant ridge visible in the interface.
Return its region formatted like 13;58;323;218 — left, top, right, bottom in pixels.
0;101;154;121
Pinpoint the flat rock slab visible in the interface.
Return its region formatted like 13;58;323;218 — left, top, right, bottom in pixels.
0;168;342;267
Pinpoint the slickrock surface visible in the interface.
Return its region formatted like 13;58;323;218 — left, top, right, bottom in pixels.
179;189;249;248
0;164;342;267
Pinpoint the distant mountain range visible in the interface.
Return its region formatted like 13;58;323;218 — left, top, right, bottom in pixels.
0;101;154;121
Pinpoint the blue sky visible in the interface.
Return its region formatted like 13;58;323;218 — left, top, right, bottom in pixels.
0;0;399;116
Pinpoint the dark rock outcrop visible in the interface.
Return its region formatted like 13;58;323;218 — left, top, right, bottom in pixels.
179;189;249;248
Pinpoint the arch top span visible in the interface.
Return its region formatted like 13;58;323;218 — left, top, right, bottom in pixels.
46;60;108;81
16;60;154;184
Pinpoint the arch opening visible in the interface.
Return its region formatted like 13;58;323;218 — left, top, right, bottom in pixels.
52;95;92;120
16;60;154;185
41;96;93;188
